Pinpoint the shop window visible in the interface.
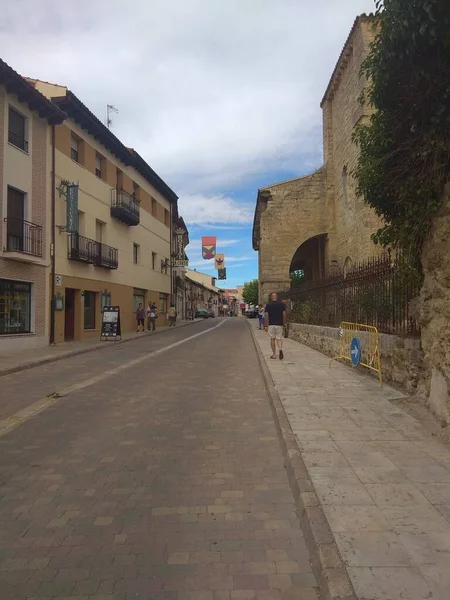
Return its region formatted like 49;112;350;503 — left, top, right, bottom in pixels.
0;279;32;334
8;107;28;152
133;289;145;312
83;291;96;330
101;291;111;311
159;293;168;315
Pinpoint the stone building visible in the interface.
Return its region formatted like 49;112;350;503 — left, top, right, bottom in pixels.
252;15;382;301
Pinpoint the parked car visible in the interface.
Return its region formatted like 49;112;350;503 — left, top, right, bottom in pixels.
245;307;258;319
207;309;215;318
195;308;209;319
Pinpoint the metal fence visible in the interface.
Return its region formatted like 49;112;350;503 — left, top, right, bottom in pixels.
281;253;422;336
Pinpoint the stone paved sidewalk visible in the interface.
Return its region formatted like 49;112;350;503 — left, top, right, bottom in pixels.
0;319;202;377
251;322;450;600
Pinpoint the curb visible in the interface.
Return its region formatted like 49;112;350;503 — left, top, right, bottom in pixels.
0;319;204;379
247;321;357;600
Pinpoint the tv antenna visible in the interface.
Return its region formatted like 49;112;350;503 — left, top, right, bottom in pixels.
106;104;118;129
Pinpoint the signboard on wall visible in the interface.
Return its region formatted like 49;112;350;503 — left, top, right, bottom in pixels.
100;306;121;340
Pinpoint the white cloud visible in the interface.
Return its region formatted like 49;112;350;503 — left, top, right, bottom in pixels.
1;0;376;199
179;193;253;225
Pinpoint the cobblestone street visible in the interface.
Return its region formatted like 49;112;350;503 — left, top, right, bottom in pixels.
0;318;318;600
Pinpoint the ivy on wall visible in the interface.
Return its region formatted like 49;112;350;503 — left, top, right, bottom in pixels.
352;0;450;259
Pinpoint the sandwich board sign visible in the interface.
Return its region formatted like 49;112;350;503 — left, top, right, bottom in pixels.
100;306;121;340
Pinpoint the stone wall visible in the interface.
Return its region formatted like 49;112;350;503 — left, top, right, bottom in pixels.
322;17;383;266
288;323;425;395
258;168;326;301
411;183;450;425
255;16;384;306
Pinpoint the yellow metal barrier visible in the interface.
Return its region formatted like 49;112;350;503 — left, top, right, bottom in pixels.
329;322;382;386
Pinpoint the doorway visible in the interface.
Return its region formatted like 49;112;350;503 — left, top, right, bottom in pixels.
64;288;76;341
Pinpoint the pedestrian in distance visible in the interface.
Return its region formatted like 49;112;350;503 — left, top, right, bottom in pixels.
136;303;145;332
264;293;287;360
147;301;157;331
258;304;265;330
168;304;177;326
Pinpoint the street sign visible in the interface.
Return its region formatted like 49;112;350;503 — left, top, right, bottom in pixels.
350;337;361;367
172;258;189;267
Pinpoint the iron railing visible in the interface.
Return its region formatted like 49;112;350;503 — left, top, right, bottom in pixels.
68;233;118;269
110;188;140;226
4;218;42;257
281;253;421;337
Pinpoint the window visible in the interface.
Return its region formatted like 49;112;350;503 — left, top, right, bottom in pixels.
159;293;168;315
164;208;170;227
0;279;32;334
152;252;156;270
116;168;123;189
161;257;169;274
133;182;140;201
95;153;104;178
6;186;25;251
342;166;348;205
100;291;111;311
71;135;80;162
8;107;28;152
151;197;157;217
95;220;104;244
133;289;145;313
133;243;139;264
83;291;96;330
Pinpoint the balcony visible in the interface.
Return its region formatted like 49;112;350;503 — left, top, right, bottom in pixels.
110;188;140;226
4;218;42;257
68;233;118;270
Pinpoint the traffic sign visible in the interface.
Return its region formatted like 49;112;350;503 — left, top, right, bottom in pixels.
350;337;361;367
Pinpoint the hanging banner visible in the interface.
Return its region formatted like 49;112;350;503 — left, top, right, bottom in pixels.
202;236;217;260
66;184;79;233
214;254;225;269
218;268;227;280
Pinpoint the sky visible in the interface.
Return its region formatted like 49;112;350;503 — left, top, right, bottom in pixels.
1;0;376;288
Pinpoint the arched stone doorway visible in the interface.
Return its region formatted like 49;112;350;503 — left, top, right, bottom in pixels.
289;234;327;287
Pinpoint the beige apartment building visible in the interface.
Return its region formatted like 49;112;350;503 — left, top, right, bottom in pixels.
27;79;180;343
0;61;65;353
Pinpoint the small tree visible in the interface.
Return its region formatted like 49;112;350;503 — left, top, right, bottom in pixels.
242;279;259;305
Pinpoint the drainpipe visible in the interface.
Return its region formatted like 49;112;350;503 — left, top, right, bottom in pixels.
49;124;56;345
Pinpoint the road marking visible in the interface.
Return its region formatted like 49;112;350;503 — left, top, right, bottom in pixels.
0;319;226;439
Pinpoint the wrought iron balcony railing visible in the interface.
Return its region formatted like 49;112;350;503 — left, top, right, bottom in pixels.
110;188;140;226
68;233;118;269
4;218;42;257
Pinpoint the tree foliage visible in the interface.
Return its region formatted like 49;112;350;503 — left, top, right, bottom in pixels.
242;279;259;305
352;0;450;258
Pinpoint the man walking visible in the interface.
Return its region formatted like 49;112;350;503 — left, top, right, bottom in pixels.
264;293;287;360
